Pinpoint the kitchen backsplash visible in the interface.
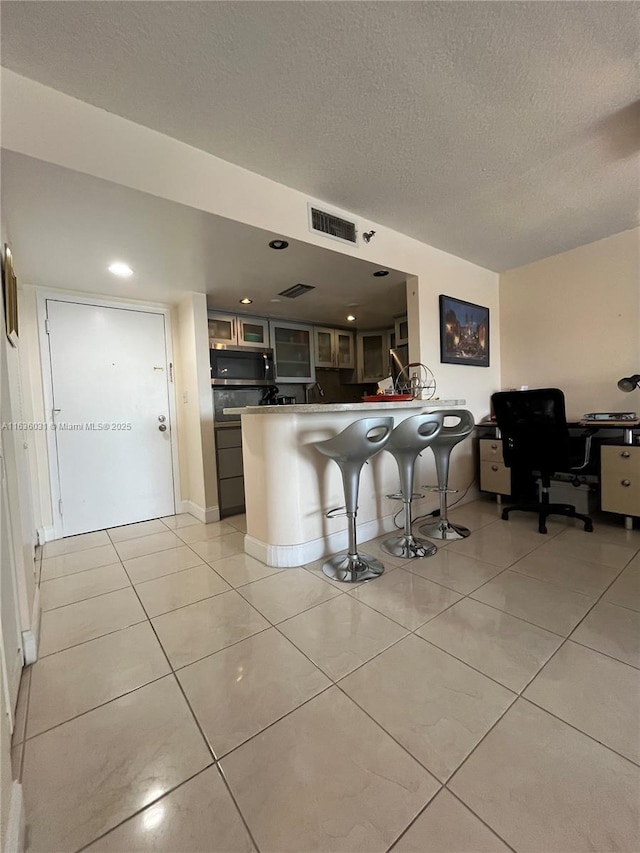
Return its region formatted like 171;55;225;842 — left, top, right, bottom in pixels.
313;368;377;403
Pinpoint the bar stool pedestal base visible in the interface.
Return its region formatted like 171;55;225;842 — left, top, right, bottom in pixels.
419;519;470;540
322;553;384;583
382;534;437;559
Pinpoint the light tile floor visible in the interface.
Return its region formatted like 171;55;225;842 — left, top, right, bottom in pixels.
12;501;640;852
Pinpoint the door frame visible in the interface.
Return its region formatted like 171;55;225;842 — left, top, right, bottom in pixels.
36;291;181;540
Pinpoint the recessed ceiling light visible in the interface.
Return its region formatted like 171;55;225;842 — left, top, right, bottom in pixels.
346;314;357;322
239;297;253;305
108;262;133;278
269;239;289;250
373;270;389;277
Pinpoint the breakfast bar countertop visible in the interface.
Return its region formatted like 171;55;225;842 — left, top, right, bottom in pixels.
223;398;465;416
223;398;469;568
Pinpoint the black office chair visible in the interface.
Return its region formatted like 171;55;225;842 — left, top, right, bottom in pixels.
491;388;594;534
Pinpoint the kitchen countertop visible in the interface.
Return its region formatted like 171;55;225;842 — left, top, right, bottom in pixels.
223;399;465;415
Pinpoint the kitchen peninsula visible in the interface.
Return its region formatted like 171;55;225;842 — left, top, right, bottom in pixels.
223;400;466;567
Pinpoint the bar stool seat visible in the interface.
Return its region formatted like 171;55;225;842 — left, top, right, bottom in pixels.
419;409;475;540
382;413;444;559
314;417;394;583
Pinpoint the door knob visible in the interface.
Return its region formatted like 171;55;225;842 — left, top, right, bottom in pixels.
158;415;166;423
158;424;167;432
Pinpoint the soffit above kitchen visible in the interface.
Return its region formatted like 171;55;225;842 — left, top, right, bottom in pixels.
0;151;407;328
1;1;638;272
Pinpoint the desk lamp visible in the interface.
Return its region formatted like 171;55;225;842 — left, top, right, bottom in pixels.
617;374;640;392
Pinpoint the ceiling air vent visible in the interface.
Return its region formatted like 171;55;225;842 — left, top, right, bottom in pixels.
308;203;358;246
278;283;316;299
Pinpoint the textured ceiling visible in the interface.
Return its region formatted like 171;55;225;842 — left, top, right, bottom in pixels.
2;1;639;271
1;151;407;328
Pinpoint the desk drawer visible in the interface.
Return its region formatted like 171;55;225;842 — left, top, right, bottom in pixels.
480;439;505;463
601;446;640;475
601;446;640;516
480;460;511;495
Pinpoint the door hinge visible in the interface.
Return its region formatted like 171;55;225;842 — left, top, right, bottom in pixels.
45;318;51;334
58;498;63;517
169;362;174;383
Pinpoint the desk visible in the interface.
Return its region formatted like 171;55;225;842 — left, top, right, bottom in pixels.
588;422;640;530
476;421;640;530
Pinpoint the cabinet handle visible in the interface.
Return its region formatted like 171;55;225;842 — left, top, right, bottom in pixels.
620;450;631;458
491;443;498;450
491;465;498;472
621;479;631;487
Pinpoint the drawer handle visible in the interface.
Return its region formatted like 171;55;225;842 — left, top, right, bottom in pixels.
620;451;631;458
491;443;498;450
621;479;631;487
491;465;499;472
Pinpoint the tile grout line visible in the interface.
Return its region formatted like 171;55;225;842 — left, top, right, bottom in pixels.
97;543;265;852
39;581;132;613
72;763;220;853
519;694;640;769
22;671;172;744
37;615;148;660
29;510;638;853
439;533;640;806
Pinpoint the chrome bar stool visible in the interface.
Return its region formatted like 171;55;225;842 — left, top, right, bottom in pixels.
419;409;475;540
314;417;394;583
382;413;444;559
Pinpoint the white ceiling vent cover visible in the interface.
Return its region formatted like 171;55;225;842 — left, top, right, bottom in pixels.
308;203;358;246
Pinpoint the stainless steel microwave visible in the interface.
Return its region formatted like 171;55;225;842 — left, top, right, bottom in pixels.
210;347;274;386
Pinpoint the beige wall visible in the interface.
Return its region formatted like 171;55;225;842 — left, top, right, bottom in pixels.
173;293;218;520
499;228;640;420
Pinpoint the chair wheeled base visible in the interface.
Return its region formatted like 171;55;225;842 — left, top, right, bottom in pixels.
501;502;593;535
322;552;384;583
419;517;470;541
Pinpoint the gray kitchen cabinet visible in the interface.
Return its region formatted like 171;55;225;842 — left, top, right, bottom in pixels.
356;329;394;382
314;327;356;369
215;424;245;517
208;312;270;348
269;320;315;383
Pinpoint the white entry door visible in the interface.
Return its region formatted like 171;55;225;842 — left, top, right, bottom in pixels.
46;300;175;536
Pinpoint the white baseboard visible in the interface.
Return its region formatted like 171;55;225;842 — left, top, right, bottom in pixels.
180;500;220;524
22;585;41;665
245;512;402;568
36;526;55;544
3;782;25;853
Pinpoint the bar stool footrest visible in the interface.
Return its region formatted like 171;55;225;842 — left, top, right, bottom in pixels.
325;506;348;519
386;492;425;501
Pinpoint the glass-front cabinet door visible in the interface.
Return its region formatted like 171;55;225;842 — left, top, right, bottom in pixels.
237;316;270;348
314;327;335;368
357;330;391;382
270;321;315;383
208;313;237;347
394;315;409;347
335;330;355;369
314;327;355;369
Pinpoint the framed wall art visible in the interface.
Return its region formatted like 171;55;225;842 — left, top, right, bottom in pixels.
2;244;18;347
439;294;489;367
